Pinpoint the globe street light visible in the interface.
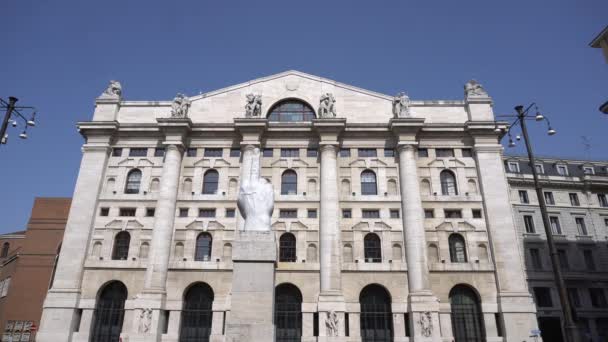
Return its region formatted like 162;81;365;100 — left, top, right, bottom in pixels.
0;97;38;145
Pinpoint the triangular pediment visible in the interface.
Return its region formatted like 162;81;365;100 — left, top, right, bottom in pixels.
193;158;231;167
290;221;308;230
270;158;310;168
352;222;369;230
117;158;135;166
126;220;144;229
104;220;123;228
348;159;388;168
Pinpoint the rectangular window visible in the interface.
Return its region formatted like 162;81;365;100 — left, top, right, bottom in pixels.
100;207;110;217
519;190;529;204
544;192;555;205
424;209;435;218
568;288;581;307
605;218;608;228
281;148;300;158
384;148;395;157
225;208;236;218
119;208;136;217
154;148;165;157
599;194;608;207
556;165;568;176
229;148;241;157
0;278;10;297
472;209;482;219
313;312;319;337
575;217;588;235
417;148;429;158
530;248;543;270
558;249;569;270
342;209;352;218
263;148;273;157
279;209;297;218
507;162;520;173
436;148;454;158
362;210;380;219
307;209;317;218
178;208;189;217
584;250;595;270
390;209;400;218
569;193;580;206
550;216;562;234
345;313;350;337
444;209;462;219
461;148;473;157
145;208;155;217
583;167;594;175
535;164;545;174
533;287;553;307
590;288;608;308
306;148;318;157
112;148;123;157
204;148;223;157
524;215;535;234
339;148;351;157
129;148;148;157
358;148;377;158
186;148;197;157
495;313;503;337
198;208;216;218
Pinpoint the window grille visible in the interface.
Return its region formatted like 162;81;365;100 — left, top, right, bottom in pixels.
275;284;303;342
449;234;467;263
364;234;381;263
195;234;212;261
358;148;377;158
91;282;127;342
440;170;458;195
281;148;300;158
202;170;219;194
129;148;147;157
124;169;142;194
279;233;297;262
281;170;298;195
450;286;485;342
360;285;393;342
361;170;377;195
180;283;214;342
112;232;130;260
268;100;315;122
204;148;223;157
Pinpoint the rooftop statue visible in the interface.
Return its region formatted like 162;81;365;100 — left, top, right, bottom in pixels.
464;80;488;98
99;80;122;99
392;92;411;118
237;147;274;231
170;93;191;118
245;94;262;117
318;93;337;118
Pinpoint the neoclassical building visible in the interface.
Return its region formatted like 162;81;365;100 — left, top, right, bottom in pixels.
38;71;540;342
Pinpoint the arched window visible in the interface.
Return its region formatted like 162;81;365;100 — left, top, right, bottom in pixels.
124;169;142;194
174;242;184;260
275;283;303;341
228;178;238;195
364;233;381;263
112;232;130;260
341;179;351;196
105;178;116;194
440;170;458;196
450;285;485;342
223;243;232;260
139;242;149;259
281;170;298;195
1;243;9;258
92;242;102;258
91;281;128;342
268;99;315;122
306;243;317;262
150;178;160;193
428;244;439;263
387;179;398;195
279;233;297;262
449;234;467;263
182;178;192;194
343;244;354;263
180;283;214;342
467;179;478;194
360;284;393;341
195;233;213;261
361;170;377;195
307;179;317;195
420;179;431;195
478;244;489;262
202;170;219;194
391;243;402;261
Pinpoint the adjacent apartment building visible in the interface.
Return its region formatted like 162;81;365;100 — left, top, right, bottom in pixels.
506;156;608;342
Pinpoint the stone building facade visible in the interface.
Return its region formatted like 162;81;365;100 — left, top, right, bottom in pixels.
38;71;540;342
506;156;608;342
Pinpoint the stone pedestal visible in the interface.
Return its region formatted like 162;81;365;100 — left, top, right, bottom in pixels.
225;231;277;342
408;293;442;342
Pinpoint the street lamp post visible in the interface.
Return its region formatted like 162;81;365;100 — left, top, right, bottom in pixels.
500;104;580;342
0;96;37;145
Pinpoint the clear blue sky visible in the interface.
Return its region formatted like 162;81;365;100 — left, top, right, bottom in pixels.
1;0;606;233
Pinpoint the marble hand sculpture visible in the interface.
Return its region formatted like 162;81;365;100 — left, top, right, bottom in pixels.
237;147;274;231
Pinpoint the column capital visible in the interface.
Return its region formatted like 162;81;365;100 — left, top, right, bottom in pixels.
396;143;418;153
157;117;192;147
319;143;339;153
389;117;424;144
313;118;346;143
78;121;118;144
234;118;268;146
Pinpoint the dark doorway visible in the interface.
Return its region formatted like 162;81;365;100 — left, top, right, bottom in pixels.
360;284;393;342
538;317;564;342
275;283;302;342
180;282;214;342
90;281;127;342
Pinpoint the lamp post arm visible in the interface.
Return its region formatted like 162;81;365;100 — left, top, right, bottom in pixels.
0;97;18;144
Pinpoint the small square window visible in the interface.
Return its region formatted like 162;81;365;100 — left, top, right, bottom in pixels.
154;148;165;157
186;148;197;157
198;209;216;218
342;209;352;218
129;148;148;157
535;164;545;174
424;209;434;218
339;148;351;157
226;208;236;218
279;209;297;218
362;210;380;219
112;148;123;157
281;148;300;158
390;209;400;218
230;149;241;157
436;148;454;158
524;215;535;233
417;148;429;158
100;207;110;216
519;190;529;204
544;192;555;205
358;148;377;158
444;209;462;219
307;149;318;157
461;148;473;157
472;209;482;218
384;149;395;157
204;148;223;157
569;193;580;206
146;208;155;217
263;148;274;157
508;162;520;173
556;165;568;176
178;208;189;217
307;209;317;218
534;287;553;307
119;208;136;217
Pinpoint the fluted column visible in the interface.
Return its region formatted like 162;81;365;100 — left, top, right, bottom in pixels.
144;143;184;290
319;143;341;294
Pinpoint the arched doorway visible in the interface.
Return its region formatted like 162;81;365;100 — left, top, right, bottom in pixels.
90;281;128;342
450;285;485;342
360;284;393;341
275;283;302;342
180;282;214;342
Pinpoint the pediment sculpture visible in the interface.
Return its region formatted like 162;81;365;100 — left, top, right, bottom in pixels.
170;93;191;118
245;93;262;117
318;93;337;118
99;80;122;99
464;80;488;98
392;92;410;118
